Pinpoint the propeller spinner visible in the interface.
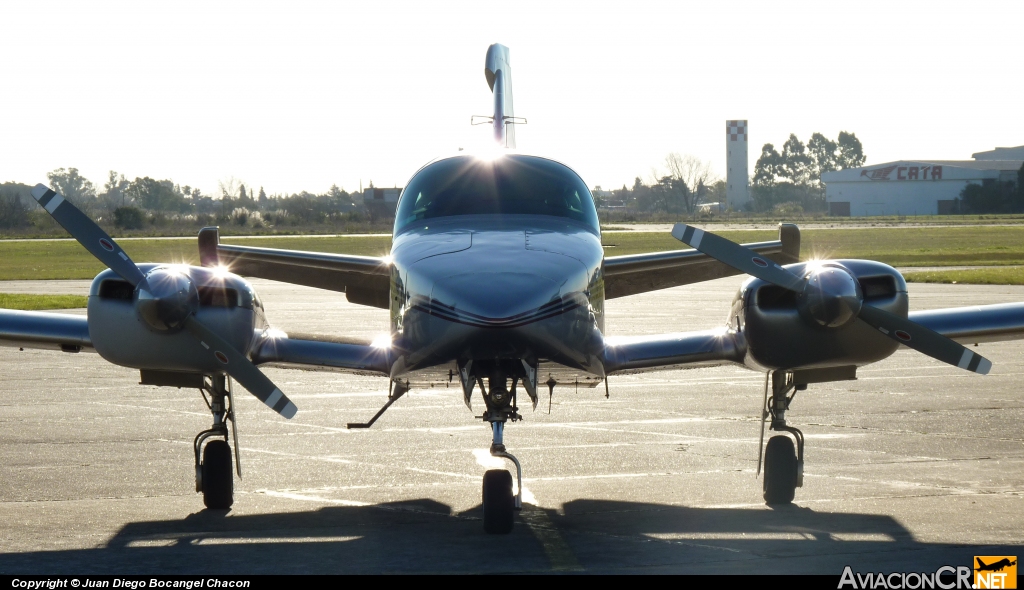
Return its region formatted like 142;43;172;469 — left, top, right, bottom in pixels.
30;184;298;418
672;223;991;375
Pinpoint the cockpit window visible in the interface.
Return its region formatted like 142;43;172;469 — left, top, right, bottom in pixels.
395;155;599;233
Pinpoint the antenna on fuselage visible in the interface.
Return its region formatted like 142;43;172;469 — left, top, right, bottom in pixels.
471;43;526;148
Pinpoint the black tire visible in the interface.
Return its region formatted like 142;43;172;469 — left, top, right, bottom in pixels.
202;439;233;510
482;469;514;534
763;435;797;505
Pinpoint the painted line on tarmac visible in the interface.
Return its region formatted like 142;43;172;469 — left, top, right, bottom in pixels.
470;452;582;571
519;508;584;572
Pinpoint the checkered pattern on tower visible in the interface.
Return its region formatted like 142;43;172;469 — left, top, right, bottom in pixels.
727;120;747;141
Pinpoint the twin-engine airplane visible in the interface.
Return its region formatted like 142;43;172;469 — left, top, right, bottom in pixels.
4;44;1024;534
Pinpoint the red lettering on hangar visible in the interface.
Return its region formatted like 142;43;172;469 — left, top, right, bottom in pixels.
860;165;943;181
899;165;943;180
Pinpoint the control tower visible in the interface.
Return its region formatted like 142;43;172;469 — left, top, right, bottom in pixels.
726;120;750;210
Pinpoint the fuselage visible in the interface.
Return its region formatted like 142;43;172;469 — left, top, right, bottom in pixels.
387;154;606;381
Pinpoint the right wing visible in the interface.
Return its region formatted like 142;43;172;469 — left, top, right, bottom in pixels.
250;332;391;376
199;227;391;309
0;309;92;353
603;224;800;299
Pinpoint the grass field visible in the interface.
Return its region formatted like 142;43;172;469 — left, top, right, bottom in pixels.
903;267;1024;286
1;226;1023;281
0;293;88;310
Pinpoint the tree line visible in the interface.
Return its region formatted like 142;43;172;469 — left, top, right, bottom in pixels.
0;169;383;231
751;131;866;213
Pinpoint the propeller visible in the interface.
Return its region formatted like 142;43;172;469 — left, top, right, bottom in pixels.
671;223;991;375
30;184;298;418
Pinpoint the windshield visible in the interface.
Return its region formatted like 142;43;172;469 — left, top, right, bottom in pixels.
395;155;599;234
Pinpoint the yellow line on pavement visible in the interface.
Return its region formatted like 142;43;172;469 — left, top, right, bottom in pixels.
519;507;583;572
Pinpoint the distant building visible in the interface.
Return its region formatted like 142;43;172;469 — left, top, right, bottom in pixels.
363;186;402;213
822;149;1022;216
972;145;1024;160
726;120;750;210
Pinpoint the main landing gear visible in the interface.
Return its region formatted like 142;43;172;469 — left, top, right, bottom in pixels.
475;363;526;534
194;375;240;509
758;370;805;505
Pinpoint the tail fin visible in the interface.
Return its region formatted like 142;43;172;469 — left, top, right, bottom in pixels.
485;43;515;148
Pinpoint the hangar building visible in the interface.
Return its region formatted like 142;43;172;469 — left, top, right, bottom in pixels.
822;146;1023;216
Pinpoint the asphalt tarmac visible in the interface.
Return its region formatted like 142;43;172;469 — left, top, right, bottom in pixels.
0;276;1022;574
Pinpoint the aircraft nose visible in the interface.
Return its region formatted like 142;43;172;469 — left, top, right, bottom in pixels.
430;271;563;323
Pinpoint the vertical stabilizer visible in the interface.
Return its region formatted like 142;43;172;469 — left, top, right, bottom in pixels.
485;44;515;148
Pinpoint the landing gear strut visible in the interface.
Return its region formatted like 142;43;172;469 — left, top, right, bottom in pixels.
476;364;524;534
194;375;238;509
759;370;804;505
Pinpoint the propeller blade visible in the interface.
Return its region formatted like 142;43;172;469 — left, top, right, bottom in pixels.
672;223;806;293
30;184;145;287
184;316;298;418
857;304;991;375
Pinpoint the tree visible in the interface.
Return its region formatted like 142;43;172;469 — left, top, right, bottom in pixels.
836;131;866;169
100;171;131;208
125;177;188;212
664;153;715;213
113;206;146;229
1018;162;1024;205
806;133;838;187
46;168;96;207
779;134;811;185
960;180;1017;213
0;184;30;229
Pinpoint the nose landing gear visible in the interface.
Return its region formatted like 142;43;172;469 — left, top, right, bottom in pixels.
194;375;239;510
475;364;524;534
758;370;805;505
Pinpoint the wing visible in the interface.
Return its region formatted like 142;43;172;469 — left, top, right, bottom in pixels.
603;329;745;375
603;224;800;299
199;227;391;309
250;332;391;376
909;302;1024;344
0;309;93;353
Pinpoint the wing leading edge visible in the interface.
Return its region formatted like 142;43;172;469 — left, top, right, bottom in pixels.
0;309;92;352
603;224;800;299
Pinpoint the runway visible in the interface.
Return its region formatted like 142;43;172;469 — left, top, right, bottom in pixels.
0;276;1022;574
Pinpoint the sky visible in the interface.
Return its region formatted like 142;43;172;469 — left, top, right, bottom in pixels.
2;0;1022;198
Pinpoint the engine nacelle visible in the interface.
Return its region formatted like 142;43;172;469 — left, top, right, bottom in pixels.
87;264;268;373
733;259;907;371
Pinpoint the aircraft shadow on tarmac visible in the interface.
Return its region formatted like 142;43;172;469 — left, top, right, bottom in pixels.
0;499;965;574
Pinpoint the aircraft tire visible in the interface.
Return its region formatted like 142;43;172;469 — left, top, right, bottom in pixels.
482;469;514;534
202;440;234;510
763;435;797;505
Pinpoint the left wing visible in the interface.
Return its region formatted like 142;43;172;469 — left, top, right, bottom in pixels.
603;224;800;299
603;329;745;375
199;227;392;309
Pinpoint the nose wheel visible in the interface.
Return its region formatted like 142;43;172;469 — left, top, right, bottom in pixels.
482;469;514;534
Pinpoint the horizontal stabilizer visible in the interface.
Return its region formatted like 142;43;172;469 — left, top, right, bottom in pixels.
199;227;391;309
